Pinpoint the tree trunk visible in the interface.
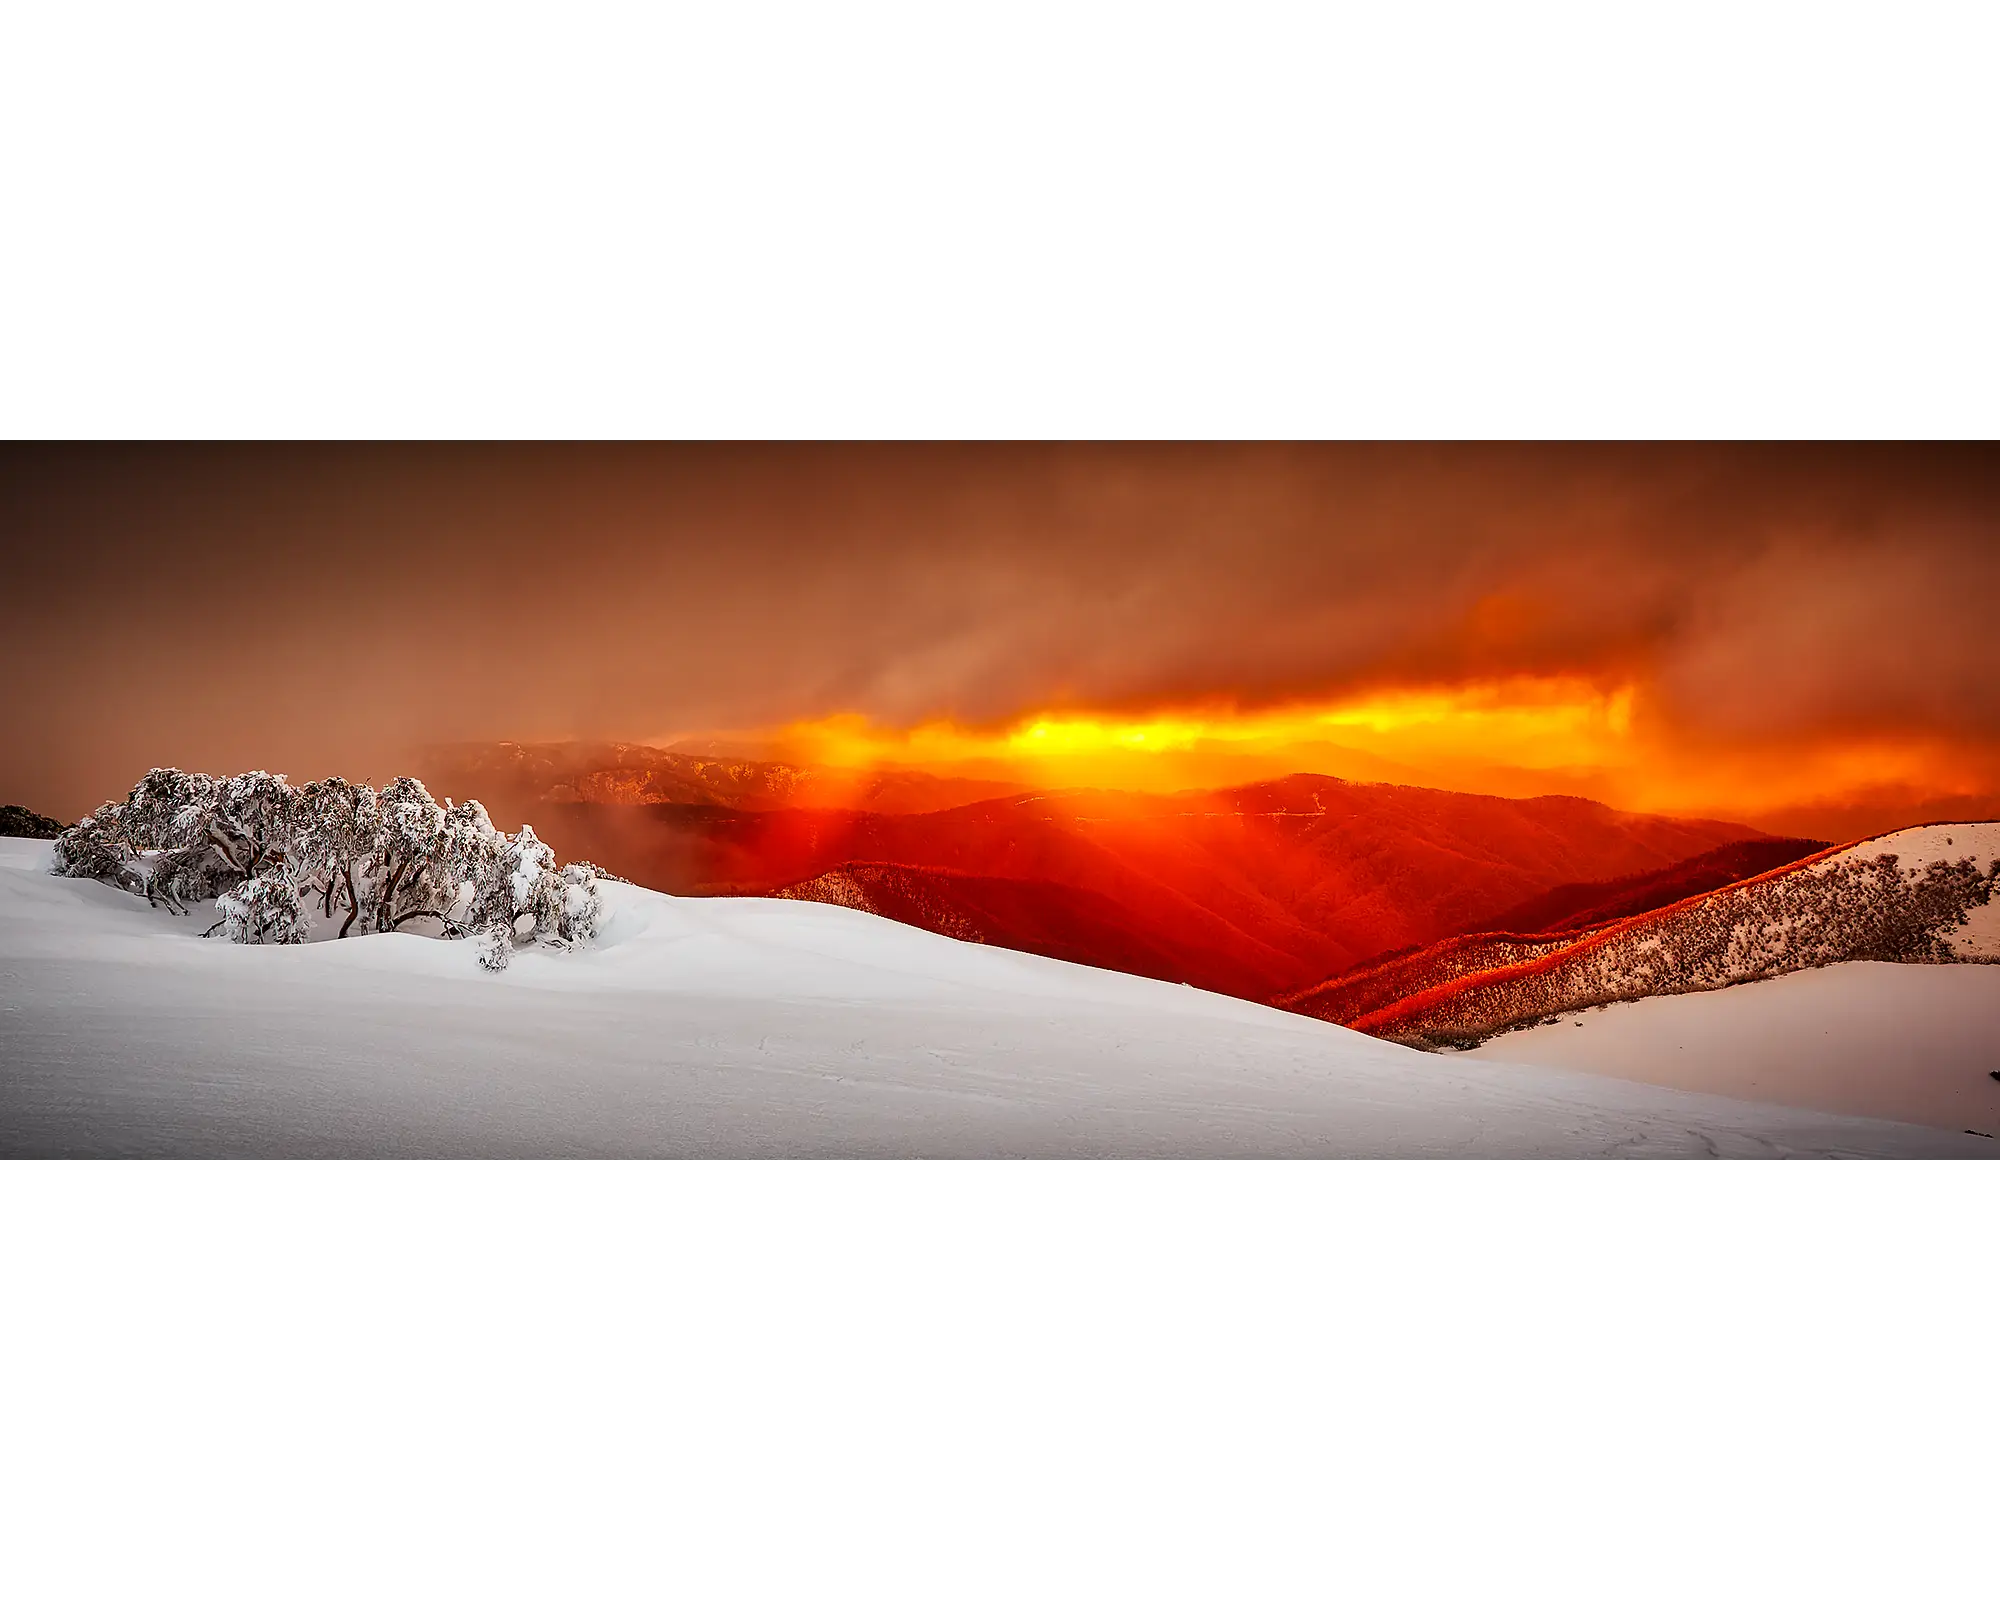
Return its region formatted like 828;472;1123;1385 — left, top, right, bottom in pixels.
339;865;361;938
378;853;405;933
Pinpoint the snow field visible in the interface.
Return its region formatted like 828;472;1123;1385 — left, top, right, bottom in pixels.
0;838;1987;1157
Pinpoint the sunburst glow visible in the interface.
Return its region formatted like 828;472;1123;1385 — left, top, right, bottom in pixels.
764;677;1641;792
725;675;1996;821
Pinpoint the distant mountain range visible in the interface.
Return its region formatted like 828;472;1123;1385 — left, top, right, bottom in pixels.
424;741;1021;814
422;744;1998;1039
425;742;1764;1001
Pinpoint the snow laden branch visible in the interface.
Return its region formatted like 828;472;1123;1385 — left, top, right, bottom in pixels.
52;767;606;966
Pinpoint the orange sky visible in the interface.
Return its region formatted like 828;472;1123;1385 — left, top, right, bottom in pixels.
758;677;1639;790
736;672;2000;831
4;443;1998;838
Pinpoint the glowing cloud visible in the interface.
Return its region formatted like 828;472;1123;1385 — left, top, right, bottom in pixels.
736;676;1998;826
764;676;1643;793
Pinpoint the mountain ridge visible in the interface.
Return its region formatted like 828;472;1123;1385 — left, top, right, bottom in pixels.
416;741;1772;1002
1284;823;2000;1047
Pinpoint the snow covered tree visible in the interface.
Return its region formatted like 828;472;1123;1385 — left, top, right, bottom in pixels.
497;822;564;939
462;822;603;961
215;871;308;945
438;798;505;933
131;769;239;912
121;767;219;852
292;777;381;935
95;767;301;914
372;776;451;933
52;770;235;911
558;861;604;944
291;776;465;937
51;803;149;897
477;922;514;972
53;766;610;966
210;770;297;879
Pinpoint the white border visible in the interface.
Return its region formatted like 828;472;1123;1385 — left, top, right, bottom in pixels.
6;1164;1995;1596
3;4;1994;436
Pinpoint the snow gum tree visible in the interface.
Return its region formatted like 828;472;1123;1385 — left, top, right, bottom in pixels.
51;803;150;898
212;770;298;879
372;776;451;933
122;768;218;852
558;862;604;944
499;823;564;936
473;824;594;969
69;768;238;912
216;872;309;945
292;777;381;936
52;767;609;964
132;768;234;911
440;798;505;930
86;767;303;915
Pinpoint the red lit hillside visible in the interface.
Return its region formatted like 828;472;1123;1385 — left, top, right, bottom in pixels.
1458;837;1830;937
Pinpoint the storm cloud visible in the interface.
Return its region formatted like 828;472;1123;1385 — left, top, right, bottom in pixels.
4;442;1996;831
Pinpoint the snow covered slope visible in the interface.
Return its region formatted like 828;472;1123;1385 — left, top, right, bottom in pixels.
1316;823;2000;1047
1467;963;2000;1136
0;838;1985;1157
